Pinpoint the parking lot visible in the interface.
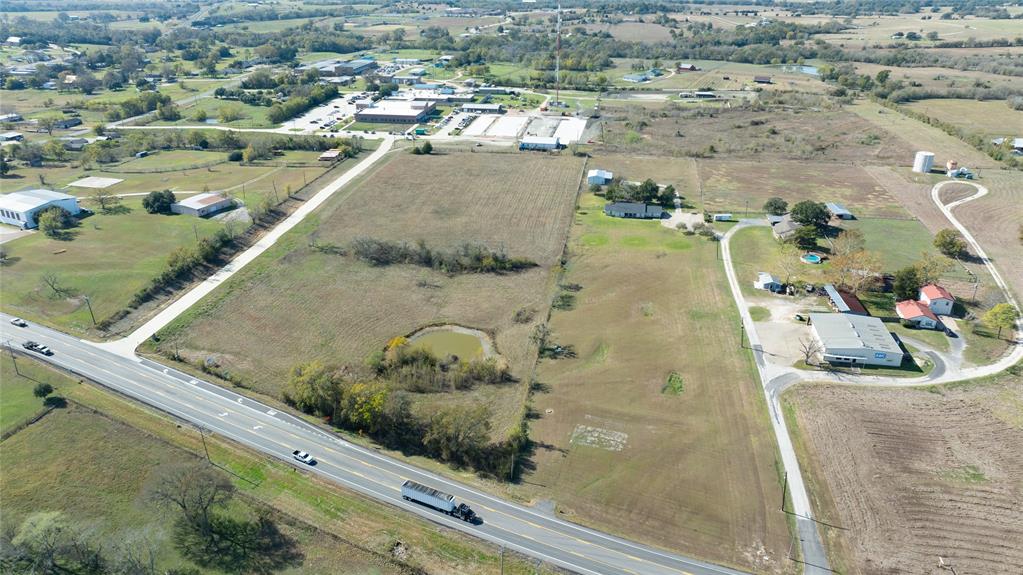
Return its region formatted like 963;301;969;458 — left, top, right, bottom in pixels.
285;94;363;132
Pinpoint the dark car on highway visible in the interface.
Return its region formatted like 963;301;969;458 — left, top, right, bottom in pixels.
23;341;53;356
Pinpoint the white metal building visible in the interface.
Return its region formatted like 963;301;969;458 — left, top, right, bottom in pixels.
519;136;560;151
170;193;233;217
587;169;612;185
809;312;904;367
0;189;81;229
912;151;934;173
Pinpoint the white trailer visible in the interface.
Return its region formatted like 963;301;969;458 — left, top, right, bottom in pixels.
401;480;477;522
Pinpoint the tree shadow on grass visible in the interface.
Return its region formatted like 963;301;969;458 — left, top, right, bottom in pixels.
174;513;304;574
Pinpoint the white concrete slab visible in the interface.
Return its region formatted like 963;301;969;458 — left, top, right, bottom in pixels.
553;117;588;144
68;176;123;189
461;114;498;137
486;115;529;138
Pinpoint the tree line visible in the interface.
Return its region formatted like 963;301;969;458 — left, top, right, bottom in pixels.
350;238;537;275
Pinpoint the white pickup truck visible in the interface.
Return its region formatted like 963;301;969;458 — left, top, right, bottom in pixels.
292;450;315;465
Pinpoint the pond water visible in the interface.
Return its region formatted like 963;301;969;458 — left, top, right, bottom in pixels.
408;326;492;361
774;64;820;76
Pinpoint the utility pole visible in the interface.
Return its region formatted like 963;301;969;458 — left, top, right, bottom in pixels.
197;425;211;463
739;321;746;349
499;547;504;575
83;295;96;326
781;471;789;512
745;199;749;218
193;222;199;243
7;341;21;376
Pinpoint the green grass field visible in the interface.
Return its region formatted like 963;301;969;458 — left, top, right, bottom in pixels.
904;99;1023;139
0;197;224;334
156;98;277;128
0;354;77;436
841;218;939;271
116;149;229;170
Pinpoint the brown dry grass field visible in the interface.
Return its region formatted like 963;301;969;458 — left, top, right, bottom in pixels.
951;170;1023;300
600;104;917;164
518;191;793;573
587;153;701;195
848;100;995;169
852;61;1023;94
698;159;912;218
157;151;584;437
904;99;1023;139
784;370;1023;575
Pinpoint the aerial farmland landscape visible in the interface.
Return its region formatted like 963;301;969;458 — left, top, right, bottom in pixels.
0;1;1020;575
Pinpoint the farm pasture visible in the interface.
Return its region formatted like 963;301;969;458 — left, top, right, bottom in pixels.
697;159;911;218
851;61;1022;93
950;170;1023;300
785;376;1023;575
155;152;584;437
815;14;1023;48
521;191;790;573
904;98;1023;139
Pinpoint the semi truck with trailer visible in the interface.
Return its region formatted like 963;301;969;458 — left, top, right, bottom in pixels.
401;480;478;523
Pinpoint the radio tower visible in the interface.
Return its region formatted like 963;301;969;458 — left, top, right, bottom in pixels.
554;2;562;107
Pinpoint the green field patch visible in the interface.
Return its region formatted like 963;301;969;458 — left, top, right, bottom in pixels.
579;232;610;246
620;235;650;248
749;306;771;321
940;464;988;483
662;371;685;395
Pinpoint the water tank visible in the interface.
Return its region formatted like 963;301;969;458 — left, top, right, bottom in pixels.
913;151;934;173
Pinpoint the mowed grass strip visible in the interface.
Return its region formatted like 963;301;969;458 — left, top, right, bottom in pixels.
523;191;790;572
158;151;584;437
0;197;224;333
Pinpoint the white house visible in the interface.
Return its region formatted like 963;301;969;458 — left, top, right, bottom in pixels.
0;189;81;229
754;272;782;292
919;284;954;316
170;193;233;217
896;300;941;330
809;312;904;367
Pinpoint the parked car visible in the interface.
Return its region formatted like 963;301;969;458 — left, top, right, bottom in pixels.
292;450;315;465
23;341;53;356
9;317;28;327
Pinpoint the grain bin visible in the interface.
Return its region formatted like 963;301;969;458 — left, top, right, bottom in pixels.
913;151;935;173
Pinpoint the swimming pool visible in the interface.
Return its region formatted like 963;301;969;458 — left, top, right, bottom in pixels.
801;253;822;264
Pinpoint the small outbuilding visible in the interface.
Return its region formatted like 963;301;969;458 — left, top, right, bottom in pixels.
587;169;613;185
0;189;81;229
603;202;664;219
676;63;700;72
826;202;853;220
61;137;88;151
623;73;649;83
753;76;772;84
919;284;955;316
318;149;345;162
754;272;783;292
896;300;941;330
713;213;733;221
170;193;233;218
823;283;868;316
0;131;24;142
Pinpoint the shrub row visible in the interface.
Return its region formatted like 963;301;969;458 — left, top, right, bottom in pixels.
350;238;536;274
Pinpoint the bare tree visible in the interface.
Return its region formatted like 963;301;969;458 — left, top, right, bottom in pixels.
799;338;823;366
776;242;801;285
41;272;73;298
92;190;119;213
145;462;234;536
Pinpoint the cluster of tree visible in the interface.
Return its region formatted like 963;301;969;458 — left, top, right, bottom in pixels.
892;252;956;300
367;340;510;393
128;224;239;311
142;189;177;214
37;206;77;238
193;4;362;28
603;178;677;206
266;84;338;125
104;91;173;121
283;361;526;476
821;229;884;294
409;141;433;155
933;228;969;259
782;200;832;250
212;87;274;107
350;238;537;274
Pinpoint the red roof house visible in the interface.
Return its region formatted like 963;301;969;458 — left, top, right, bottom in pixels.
919;284;955;315
897;300;941;330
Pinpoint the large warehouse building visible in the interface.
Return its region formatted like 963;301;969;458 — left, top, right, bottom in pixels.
354;100;435;123
808;312;904;367
0;188;80;229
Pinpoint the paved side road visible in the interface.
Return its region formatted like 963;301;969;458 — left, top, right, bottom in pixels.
1;317;750;575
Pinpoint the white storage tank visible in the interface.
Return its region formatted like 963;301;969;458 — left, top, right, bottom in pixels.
913;151;935;173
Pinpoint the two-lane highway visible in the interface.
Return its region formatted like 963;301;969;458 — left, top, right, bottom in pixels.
2;315;750;575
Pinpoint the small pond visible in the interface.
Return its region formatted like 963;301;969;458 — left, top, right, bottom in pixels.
773;64;820;76
407;325;494;361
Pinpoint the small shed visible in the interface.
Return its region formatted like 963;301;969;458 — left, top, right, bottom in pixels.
754;272;782;292
603;202;663;219
587;169;613;185
318;149;344;162
826;202;853;220
753;76;772;84
170;193;234;218
713;213;733;221
0;131;24;142
677;63;700;72
823;283;868;316
61;137;88;151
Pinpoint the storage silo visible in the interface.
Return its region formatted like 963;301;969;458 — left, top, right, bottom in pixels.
913;151;935;173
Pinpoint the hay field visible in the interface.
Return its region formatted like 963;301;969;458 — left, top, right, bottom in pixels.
521;191;791;573
785;374;1023;575
904;98;1023;139
159;151;584;436
698;159;911;218
600;105;917;164
952;170;1023;300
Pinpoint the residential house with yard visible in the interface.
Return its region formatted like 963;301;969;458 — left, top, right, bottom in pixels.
771;213;799;241
61;137;88;151
603;202;664;219
0;113;24;123
676;63;700;71
53;117;82;130
587;169;613;185
623;73;649;83
896;300;941;330
170;193;233;217
823;283;868;315
919;284;955;316
0;131;24;142
809;312;904;367
0;189;81;229
754;272;783;292
826;202;853;220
